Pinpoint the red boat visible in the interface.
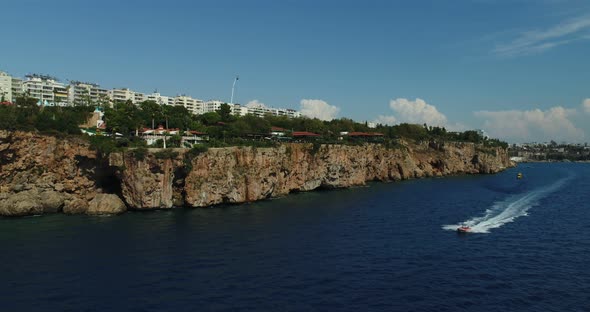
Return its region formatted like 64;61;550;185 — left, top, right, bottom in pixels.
457;226;471;233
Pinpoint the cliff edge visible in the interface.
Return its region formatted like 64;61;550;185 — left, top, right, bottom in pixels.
111;140;513;209
0;130;514;216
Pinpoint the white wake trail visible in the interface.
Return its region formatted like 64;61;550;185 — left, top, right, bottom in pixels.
442;176;571;233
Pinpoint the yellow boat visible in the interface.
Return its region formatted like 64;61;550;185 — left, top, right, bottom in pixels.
517;172;523;179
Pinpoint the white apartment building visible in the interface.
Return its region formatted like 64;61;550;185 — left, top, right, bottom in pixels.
109;88;136;103
69;81;109;106
204;100;225;113
134;92;146;103
11;77;23;101
233;104;248;117
0;71;11;102
245;103;300;118
147;92;174;106
174;95;204;115
23;75;68;106
3;71;303;117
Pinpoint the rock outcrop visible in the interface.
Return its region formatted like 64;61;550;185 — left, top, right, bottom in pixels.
0;130;514;216
87;194;127;215
0;130;120;216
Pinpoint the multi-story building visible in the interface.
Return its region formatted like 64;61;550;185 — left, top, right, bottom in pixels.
0;71;11;102
11;77;23;101
110;88;136;103
69;81;109;107
204;100;225;113
174;95;204;115
245;102;301;118
134;92;146;103
233;104;248;117
3;71;303;117
147;92;174;106
53;84;69;106
22;74;68;106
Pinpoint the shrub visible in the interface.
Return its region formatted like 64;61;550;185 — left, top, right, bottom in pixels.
88;136;119;157
154;149;179;159
183;145;209;172
130;147;148;161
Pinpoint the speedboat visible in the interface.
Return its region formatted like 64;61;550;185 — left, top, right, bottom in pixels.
517;172;523;179
457;226;471;233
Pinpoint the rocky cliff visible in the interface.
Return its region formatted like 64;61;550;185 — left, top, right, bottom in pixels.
0;131;123;216
0;130;514;216
111;141;513;209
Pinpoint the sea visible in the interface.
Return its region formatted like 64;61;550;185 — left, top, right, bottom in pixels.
1;163;589;311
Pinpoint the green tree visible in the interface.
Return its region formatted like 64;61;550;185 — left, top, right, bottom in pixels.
199;111;221;125
216;103;236;122
228;114;271;137
14;94;40;129
0;105;17;129
168;134;182;148
104;101;142;135
139;100;164;129
163;105;193;130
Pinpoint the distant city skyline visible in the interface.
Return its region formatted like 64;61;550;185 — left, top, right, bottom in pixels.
2;0;590;143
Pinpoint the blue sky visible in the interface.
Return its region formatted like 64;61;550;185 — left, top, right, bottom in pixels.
2;0;590;143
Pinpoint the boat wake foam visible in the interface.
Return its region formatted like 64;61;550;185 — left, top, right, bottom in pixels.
442;176;571;233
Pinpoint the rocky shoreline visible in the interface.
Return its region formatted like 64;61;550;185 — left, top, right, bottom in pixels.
0;130;514;217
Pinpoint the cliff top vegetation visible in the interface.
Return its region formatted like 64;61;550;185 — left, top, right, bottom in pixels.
0;96;508;154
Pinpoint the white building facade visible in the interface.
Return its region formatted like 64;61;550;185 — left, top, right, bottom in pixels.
0;71;11;102
11;77;23;101
69;81;109;107
174;95;204;115
3;71;302;117
109;88;136;103
22;75;69;106
246;102;301;118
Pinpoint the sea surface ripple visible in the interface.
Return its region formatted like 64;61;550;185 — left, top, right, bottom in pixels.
1;163;590;311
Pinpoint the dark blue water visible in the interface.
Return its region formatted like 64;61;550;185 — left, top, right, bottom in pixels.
2;163;590;311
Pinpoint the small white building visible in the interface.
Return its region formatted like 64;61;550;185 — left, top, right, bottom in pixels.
139;126;208;147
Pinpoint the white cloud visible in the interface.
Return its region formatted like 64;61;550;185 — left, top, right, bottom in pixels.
583;98;590;113
246;99;267;108
474;106;584;142
387;98;448;126
299;99;340;121
494;15;590;56
445;122;468;132
373;115;397;125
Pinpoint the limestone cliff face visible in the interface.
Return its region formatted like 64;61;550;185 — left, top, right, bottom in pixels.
0;130;513;216
109;152;179;209
0;130;124;216
113;141;513;209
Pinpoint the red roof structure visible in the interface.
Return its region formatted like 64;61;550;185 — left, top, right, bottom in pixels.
0;101;13;106
292;131;320;137
346;132;384;137
187;130;207;135
271;126;288;132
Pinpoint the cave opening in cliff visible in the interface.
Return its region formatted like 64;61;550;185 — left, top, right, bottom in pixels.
75;155;122;197
96;166;123;195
